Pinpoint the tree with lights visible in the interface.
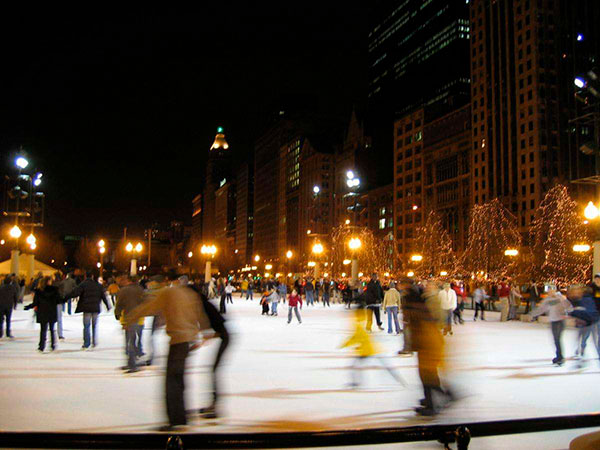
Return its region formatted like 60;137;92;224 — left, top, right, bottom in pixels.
460;198;522;281
330;225;388;277
413;210;455;279
530;184;590;285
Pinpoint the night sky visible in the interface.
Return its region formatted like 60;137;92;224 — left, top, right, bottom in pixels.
0;4;368;238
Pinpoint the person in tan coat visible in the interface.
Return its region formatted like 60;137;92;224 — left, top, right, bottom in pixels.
127;275;211;431
383;282;402;334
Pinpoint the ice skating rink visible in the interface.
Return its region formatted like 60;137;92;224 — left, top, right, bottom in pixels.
1;294;598;449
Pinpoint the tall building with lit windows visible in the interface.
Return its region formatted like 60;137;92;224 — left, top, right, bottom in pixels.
469;0;599;231
367;0;471;185
201;127;231;242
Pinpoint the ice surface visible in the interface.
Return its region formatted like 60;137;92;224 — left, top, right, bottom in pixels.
0;293;598;449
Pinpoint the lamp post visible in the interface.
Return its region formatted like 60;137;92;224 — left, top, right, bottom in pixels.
348;237;361;288
286;250;293;278
312;242;323;279
201;245;217;283
98;240;106;279
583;201;600;275
345;170;361;225
126;242;143;276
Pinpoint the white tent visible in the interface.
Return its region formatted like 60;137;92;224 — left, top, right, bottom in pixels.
0;255;58;279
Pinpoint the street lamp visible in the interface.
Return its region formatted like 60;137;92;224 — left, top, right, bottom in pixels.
313;185;320;195
348;237;361;287
573;244;591;253
254;254;260;262
201;244;217;282
15;157;29;170
10;225;22;239
504;249;519;257
410;254;423;262
126;241;143;275
265;263;273;271
312;242;324;278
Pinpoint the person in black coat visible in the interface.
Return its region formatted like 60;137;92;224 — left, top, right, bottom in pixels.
0;275;19;338
365;273;384;331
25;277;65;352
65;271;111;349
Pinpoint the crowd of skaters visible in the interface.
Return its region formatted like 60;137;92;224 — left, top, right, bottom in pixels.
2;266;600;426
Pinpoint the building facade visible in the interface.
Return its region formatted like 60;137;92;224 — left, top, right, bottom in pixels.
235;163;254;265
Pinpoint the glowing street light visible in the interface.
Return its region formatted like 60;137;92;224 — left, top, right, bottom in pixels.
575;77;587;89
26;233;36;246
348;237;362;251
265;264;273;270
345;219;350;225
135;242;143;253
126;242;144;275
201;244;218;283
15;157;29;170
343;259;351;265
9;225;22;239
307;261;316;267
410;254;423;262
504;249;519;257
126;242;133;252
30;242;37;250
254;254;260;262
584;201;599;220
313;185;320;194
188;251;193;258
407;271;415;277
286;250;293;259
98;239;105;248
573;244;591;253
312;243;324;255
440;271;448;276
99;246;106;254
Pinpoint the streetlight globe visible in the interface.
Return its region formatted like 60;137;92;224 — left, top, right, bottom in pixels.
345;219;350;225
98;239;105;248
504;248;519;257
254;254;260;262
15;157;29;169
265;264;273;270
188;251;193;258
26;233;36;245
574;77;586;89
286;250;293;259
346;170;354;180
343;259;351;265
584;201;599;220
97;262;101;268
312;243;324;255
135;243;143;253
313;185;320;194
573;244;591;253
348;237;362;250
346;179;354;188
126;242;133;252
30;243;37;250
99;247;106;254
9;225;22;239
353;178;360;187
410;254;423;262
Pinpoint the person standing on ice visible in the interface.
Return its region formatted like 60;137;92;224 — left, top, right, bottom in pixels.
65;271;111;350
531;286;572;366
126;274;211;431
287;289;302;324
438;283;457;336
365;273;384;332
114;275;145;373
304;277;315;306
24;276;65;352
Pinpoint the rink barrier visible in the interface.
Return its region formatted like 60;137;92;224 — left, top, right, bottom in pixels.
1;413;600;449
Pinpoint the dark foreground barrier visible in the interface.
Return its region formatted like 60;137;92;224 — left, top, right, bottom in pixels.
1;413;599;449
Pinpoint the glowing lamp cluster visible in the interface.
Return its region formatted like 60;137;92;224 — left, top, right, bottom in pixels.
348;237;362;251
584;201;599;220
126;242;143;253
201;245;217;257
9;225;22;239
346;170;360;188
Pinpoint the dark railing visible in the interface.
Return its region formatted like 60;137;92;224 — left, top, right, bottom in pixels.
1;413;599;449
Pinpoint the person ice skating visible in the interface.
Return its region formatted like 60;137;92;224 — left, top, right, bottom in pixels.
114;275;146;373
322;279;331;307
0;275;18;339
224;282;234;304
64;271;111;350
340;306;404;389
108;279;120;306
304;278;315;306
277;279;287;305
260;291;272;315
439;283;457;336
451;282;465;325
411;279;452;416
383;281;402;334
24;276;65;352
498;278;511;321
473;284;487;321
58;272;77;315
246;279;254;301
365;273;384;332
287;289;302;324
531;286;572;366
126;274;211;431
508;284;522;321
526;280;540;314
270;285;280;316
568;285;600;367
193;291;230;419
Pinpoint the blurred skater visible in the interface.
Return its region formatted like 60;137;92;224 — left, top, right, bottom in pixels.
531;287;572;366
340;306;404;389
0;275;18;339
126;274;211;431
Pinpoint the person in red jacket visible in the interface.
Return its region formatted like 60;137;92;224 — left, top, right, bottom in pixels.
287;289;303;324
498;279;511;322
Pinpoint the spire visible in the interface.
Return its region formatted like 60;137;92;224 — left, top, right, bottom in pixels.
210;127;229;151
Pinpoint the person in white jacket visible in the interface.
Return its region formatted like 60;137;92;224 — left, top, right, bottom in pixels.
438;283;457;336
